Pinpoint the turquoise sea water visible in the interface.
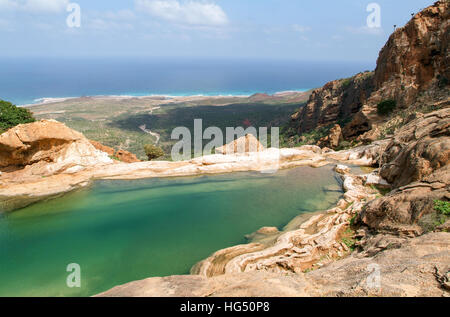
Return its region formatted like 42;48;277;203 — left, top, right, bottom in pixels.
0;166;342;297
0;57;373;105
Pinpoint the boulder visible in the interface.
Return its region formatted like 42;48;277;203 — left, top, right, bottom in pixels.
115;149;141;163
317;124;343;149
215;134;265;155
0;120;112;175
89;140;141;163
379;108;450;188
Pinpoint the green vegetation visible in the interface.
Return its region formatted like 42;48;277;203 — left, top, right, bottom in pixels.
341;227;357;252
349;213;358;227
144;144;165;161
29;95;303;160
341;78;353;89
437;74;448;88
434;200;450;216
419;200;449;232
377;99;397;116
370;185;391;196
280;124;331;148
0;100;35;133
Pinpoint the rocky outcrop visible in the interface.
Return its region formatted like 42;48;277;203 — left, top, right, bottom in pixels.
370;0;450;108
291;1;449;141
291;72;374;135
115;149;141;163
0;120;112;176
379;108;450;188
359;108;449;235
89;140;115;156
317;124;343;149
89;140;141;163
97;232;450;297
215;134;265;155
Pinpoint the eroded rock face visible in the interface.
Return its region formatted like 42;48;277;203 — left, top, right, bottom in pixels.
291;72;374;135
291;1;449;140
317;124;343;149
215;134;265;155
380;108;450;188
361;166;449;235
97;232;450;297
0;120;112;176
371;0;450;108
360;108;450;235
89;140;141;163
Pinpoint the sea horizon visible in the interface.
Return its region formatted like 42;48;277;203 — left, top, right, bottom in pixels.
0;57;374;106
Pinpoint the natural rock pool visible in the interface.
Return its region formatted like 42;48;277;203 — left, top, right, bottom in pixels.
0;166;343;296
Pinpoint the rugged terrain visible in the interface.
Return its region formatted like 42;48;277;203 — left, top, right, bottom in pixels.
27;92;310;160
290;0;449;148
98;1;450;297
0;1;448;298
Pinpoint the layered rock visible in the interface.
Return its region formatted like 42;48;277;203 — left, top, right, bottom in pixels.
317;124;343;149
291;72;374;136
89;140;141;163
191;167;377;277
97;232;450;297
215;134;265;155
359;108;450;235
0;120;112;176
291;1;450;141
370;0;450;108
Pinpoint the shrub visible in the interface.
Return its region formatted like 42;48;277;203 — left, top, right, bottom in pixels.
377;99;397;116
0;100;35;133
341;78;352;89
434;200;450;216
144;144;165;161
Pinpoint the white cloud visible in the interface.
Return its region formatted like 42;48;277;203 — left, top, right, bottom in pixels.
135;0;228;26
0;0;69;13
0;0;19;10
292;24;311;33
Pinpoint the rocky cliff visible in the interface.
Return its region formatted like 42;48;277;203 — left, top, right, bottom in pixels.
97;2;450;297
0;120;113;177
291;72;374;137
291;0;450;143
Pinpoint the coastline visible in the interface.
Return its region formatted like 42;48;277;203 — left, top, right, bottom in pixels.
19;89;311;107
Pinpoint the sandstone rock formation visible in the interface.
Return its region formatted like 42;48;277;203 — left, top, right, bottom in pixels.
97;232;450;297
215;134;265;155
317;124;343;149
0;120;112;176
291;72;374;136
90;140;141;163
291;1;449;141
357;108;450;235
370;0;449;109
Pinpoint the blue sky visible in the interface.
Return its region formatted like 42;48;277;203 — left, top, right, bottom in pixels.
0;0;435;61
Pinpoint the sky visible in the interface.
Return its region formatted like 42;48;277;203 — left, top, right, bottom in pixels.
0;0;435;61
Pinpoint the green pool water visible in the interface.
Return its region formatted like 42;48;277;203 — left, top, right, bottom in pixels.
0;166;343;297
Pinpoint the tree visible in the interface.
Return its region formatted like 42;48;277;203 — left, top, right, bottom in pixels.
0;100;35;133
144;144;165;161
377;99;397;116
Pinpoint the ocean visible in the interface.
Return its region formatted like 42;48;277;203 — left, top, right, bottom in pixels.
0;57;374;105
